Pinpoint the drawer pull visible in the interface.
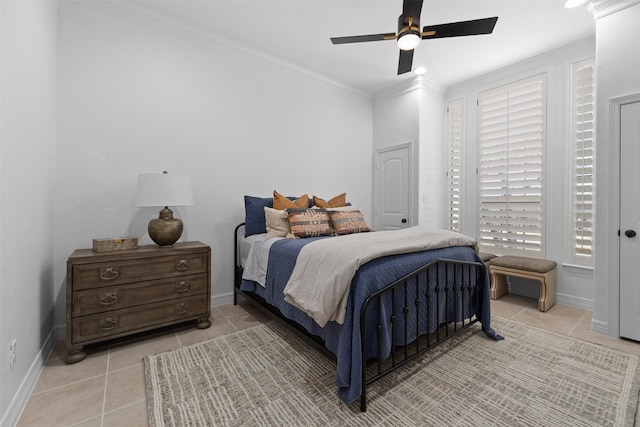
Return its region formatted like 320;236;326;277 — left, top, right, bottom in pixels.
100;317;118;330
99;292;118;305
176;259;189;271
176;281;190;293
176;302;190;314
100;268;119;281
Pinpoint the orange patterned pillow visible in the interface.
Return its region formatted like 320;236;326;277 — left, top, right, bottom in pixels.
287;208;333;238
328;210;370;235
273;190;309;210
313;193;346;208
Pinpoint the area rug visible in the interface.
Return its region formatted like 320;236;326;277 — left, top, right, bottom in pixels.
144;317;640;426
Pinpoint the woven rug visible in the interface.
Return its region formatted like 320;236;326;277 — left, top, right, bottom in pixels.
144;317;640;426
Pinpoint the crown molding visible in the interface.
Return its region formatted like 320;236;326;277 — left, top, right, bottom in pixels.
374;74;445;102
88;1;371;99
586;0;640;19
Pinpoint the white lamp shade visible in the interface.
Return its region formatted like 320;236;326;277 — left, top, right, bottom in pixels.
136;173;194;207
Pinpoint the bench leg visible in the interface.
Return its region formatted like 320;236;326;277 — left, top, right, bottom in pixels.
538;270;557;312
490;271;508;300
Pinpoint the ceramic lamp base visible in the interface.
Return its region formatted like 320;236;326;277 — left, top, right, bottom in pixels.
148;207;183;247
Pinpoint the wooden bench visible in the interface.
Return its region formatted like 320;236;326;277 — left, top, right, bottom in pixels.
488;255;557;312
479;252;496;263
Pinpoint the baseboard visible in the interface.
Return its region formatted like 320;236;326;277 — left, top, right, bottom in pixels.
591;318;609;336
555;293;594;311
211;292;234;307
1;327;56;427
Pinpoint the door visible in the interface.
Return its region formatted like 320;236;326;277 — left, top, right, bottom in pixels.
620;101;640;342
375;144;411;230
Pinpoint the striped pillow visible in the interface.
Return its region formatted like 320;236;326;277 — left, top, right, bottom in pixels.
287;208;333;238
328;210;370;235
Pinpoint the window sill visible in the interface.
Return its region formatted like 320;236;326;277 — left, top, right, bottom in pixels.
561;262;594;275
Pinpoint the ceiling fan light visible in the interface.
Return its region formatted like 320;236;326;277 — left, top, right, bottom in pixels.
397;33;420;51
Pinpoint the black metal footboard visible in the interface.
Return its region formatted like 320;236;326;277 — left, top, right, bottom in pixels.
358;258;483;411
234;222;484;412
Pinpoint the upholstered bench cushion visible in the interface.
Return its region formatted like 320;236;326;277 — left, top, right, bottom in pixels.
490;256;557;273
479;252;496;263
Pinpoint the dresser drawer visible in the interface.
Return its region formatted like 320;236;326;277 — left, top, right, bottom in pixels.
72;252;208;290
71;294;209;344
72;273;207;316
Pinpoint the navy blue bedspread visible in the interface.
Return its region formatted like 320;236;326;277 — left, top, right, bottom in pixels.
240;236;501;405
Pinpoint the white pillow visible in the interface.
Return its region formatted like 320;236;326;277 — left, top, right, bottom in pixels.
264;207;290;239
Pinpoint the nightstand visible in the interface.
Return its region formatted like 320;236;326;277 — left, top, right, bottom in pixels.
65;241;211;363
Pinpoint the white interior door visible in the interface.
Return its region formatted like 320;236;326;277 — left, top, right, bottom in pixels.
375;144;410;230
620;100;640;342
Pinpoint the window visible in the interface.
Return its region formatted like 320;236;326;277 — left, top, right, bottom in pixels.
477;74;547;256
570;58;595;265
446;98;463;232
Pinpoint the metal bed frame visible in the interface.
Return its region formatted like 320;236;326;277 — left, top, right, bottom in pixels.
234;223;484;412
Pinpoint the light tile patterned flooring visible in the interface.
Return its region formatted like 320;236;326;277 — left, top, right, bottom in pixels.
17;294;640;426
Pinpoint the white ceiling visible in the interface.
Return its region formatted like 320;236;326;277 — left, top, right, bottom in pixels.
125;0;595;95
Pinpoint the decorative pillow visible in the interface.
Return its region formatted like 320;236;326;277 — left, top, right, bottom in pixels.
313;193;346;208
273;190;309;210
264;207;290;239
324;205;358;212
244;195;273;237
287;208;333;238
328;210;371;235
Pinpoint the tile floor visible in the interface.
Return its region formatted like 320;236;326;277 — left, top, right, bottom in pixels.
16;294;640;426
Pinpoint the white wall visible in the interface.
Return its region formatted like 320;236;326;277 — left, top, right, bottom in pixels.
592;1;640;337
418;79;446;228
445;38;596;310
0;1;57;425
372;78;446;229
54;1;374;332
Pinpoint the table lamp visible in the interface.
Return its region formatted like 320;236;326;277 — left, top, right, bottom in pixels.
136;171;194;247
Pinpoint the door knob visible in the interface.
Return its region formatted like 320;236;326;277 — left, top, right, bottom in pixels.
625;229;637;238
401;218;407;223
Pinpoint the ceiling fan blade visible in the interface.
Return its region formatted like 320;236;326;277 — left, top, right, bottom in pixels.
331;33;396;44
422;17;498;39
402;0;423;20
398;49;414;75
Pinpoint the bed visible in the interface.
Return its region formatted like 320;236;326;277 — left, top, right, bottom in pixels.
234;193;501;411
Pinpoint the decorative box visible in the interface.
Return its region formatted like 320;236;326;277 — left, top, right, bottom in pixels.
92;237;138;252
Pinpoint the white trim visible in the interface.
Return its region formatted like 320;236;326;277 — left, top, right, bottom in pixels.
556;293;594;311
1;328;56;427
587;0;640;18
375;75;446;101
561;262;594;274
86;1;371;99
591;318;609;336
212;292;234;307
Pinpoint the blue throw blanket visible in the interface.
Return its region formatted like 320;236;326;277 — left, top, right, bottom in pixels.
241;237;502;405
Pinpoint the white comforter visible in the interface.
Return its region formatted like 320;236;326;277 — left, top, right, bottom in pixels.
241;235;281;287
283;226;477;327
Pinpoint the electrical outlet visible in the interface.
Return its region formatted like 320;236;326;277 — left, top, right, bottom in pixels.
9;339;16;369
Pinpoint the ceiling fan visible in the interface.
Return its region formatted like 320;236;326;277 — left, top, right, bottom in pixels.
330;0;498;75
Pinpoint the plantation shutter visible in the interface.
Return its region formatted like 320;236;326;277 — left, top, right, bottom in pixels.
570;58;595;264
447;98;463;231
477;74;546;256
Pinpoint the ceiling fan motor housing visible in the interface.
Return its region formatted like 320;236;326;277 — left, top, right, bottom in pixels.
398;14;420;39
397;14;421;50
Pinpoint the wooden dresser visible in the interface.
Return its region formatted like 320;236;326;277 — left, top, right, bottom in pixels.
65;241;211;363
